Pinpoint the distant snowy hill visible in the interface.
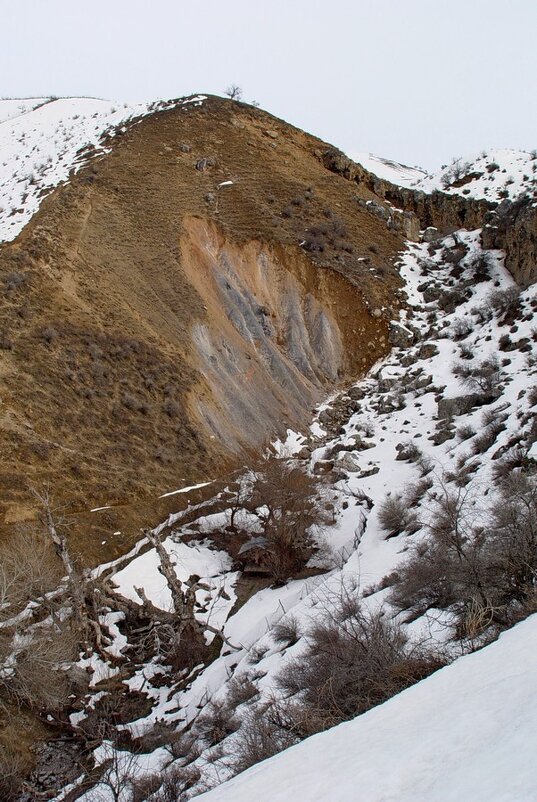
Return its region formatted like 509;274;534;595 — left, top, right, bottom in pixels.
198;614;537;802
349;151;426;186
413;148;537;202
350;147;537;203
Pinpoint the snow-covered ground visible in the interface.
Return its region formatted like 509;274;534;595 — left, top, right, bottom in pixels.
351;146;537;203
198;613;537;802
349;151;426;186
412;148;537;202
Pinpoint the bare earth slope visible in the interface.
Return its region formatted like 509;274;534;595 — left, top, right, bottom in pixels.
0;96;408;558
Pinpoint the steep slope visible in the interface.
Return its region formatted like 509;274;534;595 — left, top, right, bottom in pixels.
35;220;534;802
197;614;537;802
0;95;409;558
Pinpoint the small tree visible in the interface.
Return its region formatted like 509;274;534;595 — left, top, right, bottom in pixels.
225;84;242;101
251;456;331;582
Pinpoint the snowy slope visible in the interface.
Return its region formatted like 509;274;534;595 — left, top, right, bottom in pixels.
413;148;537;202
349;150;426;186
0;96;50;123
197;613;537;802
51;222;537;801
0;95;206;243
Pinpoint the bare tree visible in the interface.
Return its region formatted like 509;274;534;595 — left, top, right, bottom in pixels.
251;456;331;582
224;84;242;101
31;486;109;654
0;528;76;712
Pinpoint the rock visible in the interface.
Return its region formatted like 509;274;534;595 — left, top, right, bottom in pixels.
195;157;216;171
422;226;440;242
337;452;361;472
437;392;490;420
371;308;382;319
351;434;375;450
347;386;365;401
389;322;417;348
204;192;216;204
179;143;191;153
318;408;336;425
264;129;278;139
366;200;390;222
359;465;380;478
417;343;439;360
431;427;455;445
296;446;312;460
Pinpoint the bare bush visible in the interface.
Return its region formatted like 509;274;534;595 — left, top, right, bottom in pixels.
226;671;261;707
451;318;473;341
454;355;502;395
276;591;442;727
377;493;417;537
390;475;537;635
224;84;242;101
271;615;301;647
150;764;206;801
489;287;521;321
230;706;297;775
0;735;24;800
197;698;239;746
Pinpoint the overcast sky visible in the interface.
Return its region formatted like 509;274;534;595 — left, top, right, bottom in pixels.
1;0;535;170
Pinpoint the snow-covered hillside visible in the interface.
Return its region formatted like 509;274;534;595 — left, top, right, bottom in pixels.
197;613;537;802
49;220;537;800
2;95;535;801
413;148;537;202
0;95;206;243
349;151;425;186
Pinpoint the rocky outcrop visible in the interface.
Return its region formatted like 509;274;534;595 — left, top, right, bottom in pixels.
481;196;537;288
320;148;493;241
320;147;537;289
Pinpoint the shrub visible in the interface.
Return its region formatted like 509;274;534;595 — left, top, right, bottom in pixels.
251;456;331;582
457;424;476;441
231;706;297;775
471;421;505;455
451;318;473;340
271;615;301;647
377;493;417;537
41;325;59;344
151;765;204;802
197;699;239;746
455;355;502;395
226;671;261;707
458;344;474;360
0;736;24;801
489;287;521;321
276;592;442;727
390;476;537;635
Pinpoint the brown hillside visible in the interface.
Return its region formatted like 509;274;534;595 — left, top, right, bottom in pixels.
0;95;408;560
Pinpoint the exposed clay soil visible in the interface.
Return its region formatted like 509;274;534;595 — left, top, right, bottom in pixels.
0;96;406;561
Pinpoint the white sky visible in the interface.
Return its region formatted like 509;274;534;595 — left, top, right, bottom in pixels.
1;0;535;170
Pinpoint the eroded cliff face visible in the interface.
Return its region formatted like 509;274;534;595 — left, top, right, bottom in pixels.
181;217;386;450
0;97;400;558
